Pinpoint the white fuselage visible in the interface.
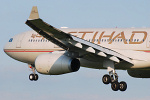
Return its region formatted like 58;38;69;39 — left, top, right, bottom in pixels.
4;28;150;69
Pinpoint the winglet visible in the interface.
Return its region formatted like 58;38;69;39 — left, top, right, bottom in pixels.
28;6;39;20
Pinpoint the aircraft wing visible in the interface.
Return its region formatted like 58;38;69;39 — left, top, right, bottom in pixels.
26;6;133;65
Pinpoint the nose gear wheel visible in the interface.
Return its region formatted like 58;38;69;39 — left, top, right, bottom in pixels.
29;74;38;81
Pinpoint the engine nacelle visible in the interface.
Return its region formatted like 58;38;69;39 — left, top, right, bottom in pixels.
127;70;150;78
35;53;80;75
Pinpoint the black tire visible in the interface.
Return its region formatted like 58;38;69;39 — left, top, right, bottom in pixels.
111;81;119;91
34;74;38;81
102;74;111;84
119;81;127;91
29;74;35;81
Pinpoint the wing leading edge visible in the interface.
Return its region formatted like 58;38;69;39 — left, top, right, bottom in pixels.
26;6;133;65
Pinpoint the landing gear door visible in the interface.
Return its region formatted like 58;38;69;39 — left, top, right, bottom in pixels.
16;33;26;48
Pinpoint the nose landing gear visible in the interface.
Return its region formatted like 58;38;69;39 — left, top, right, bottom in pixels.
28;64;39;81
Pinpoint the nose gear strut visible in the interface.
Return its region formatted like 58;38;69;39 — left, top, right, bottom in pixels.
28;64;39;81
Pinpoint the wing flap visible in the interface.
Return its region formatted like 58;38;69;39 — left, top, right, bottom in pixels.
69;35;133;63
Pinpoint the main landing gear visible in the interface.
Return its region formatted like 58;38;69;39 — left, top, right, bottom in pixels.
102;71;127;91
28;64;39;81
102;60;127;91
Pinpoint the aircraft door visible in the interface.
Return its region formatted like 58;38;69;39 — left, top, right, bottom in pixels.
16;33;26;48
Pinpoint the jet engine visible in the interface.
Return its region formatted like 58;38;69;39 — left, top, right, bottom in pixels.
127;70;150;78
35;53;80;75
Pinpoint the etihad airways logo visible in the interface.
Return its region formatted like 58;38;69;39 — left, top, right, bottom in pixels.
69;31;147;44
31;31;148;44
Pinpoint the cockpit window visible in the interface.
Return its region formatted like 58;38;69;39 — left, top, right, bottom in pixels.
9;38;13;42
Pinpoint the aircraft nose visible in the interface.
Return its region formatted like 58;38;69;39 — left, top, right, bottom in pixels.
3;42;9;55
3;38;13;55
3;44;6;53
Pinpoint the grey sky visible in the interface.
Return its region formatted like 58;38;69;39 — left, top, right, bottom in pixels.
1;0;150;100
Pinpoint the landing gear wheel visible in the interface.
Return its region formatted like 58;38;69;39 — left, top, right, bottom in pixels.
29;74;38;81
102;74;111;84
34;74;38;81
119;81;127;91
29;74;35;81
111;81;119;91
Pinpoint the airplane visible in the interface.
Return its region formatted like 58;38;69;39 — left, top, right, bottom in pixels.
3;6;150;92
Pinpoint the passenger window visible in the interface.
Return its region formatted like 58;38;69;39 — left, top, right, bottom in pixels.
134;39;136;42
107;39;109;42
